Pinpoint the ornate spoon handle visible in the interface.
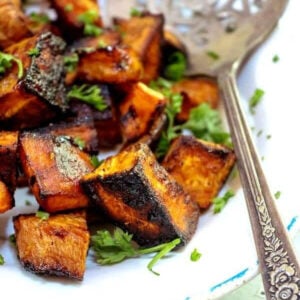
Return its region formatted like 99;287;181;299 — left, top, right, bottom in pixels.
218;68;300;300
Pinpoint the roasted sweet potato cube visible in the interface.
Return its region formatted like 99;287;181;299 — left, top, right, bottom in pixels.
114;13;164;83
0;32;67;129
172;77;220;122
81;143;199;246
162;135;236;209
0;0;32;49
13;210;90;280
119;82;166;144
19;132;94;213
50;0;103;39
0;131;18;213
75;45;143;84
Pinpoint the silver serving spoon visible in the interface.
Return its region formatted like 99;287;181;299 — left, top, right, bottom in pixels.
146;0;299;299
106;0;300;299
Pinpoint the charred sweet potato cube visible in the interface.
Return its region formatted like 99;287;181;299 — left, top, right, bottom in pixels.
0;0;32;49
75;45;143;84
119;82;166;144
114;13;164;83
50;0;103;39
0;32;67;129
172;77;220;122
64;29;121;86
13;210;90;280
0;131;18;213
162;135;236;209
19;132;94;213
81;143;199;246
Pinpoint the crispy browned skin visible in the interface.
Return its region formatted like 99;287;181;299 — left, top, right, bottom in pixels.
0;131;18;213
162;135;236;209
81;143;199;246
0;0;32;49
119;82;166;144
65;29;121;85
75;45;143;84
114;13;164;83
19;132;94;213
13;210;90;280
50;0;102;39
172;77;220;122
0;32;67;129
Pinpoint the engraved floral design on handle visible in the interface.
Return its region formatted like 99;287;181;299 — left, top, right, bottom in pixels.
255;195;300;299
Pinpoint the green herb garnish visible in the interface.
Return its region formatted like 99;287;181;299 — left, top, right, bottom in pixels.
78;10;103;36
274;191;281;199
91;227;180;275
207;51;220;60
35;210;50;221
0;51;24;79
98;40;107;49
67;84;107;111
164;52;187;81
130;7;142;17
249;88;264;114
9;234;16;245
25;199;31;206
64;3;74;12
213;189;235;213
29;12;50;24
272;55;279;63
27;48;40;57
73;137;85;150
0;254;4;265
64;53;79;72
90;155;102;168
190;248;202;262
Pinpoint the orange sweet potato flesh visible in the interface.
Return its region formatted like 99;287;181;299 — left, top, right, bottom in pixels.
19;132;94;213
162;135;236;209
0;0;32;49
0;131;18;213
119;82;166;144
76;45;143;84
172;77;220;122
82;142;199;247
13;210;90;280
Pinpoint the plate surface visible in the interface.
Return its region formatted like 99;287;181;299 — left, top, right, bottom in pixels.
1;1;300;300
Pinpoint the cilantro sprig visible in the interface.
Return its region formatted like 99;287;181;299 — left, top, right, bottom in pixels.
91;227;180;275
0;254;4;265
67;84;108;111
0;51;24;79
164;51;187;81
64;53;79;72
150;77;231;158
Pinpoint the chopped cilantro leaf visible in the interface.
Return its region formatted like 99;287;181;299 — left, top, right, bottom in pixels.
0;51;24;79
29;12;50;24
164;52;187;81
64;3;74;12
9;234;16;245
64;53;79;72
78;10;103;36
272;55;279;63
130;7;142;17
190;248;202;262
213;189;235;213
73;137;85;150
27;48;40;57
90;155;102;168
35;210;49;221
274;191;281;199
67;84;108;111
207;51;220;60
0;254;4;265
249;88;264;114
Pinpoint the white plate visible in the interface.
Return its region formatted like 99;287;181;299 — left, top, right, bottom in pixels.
1;1;300;299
